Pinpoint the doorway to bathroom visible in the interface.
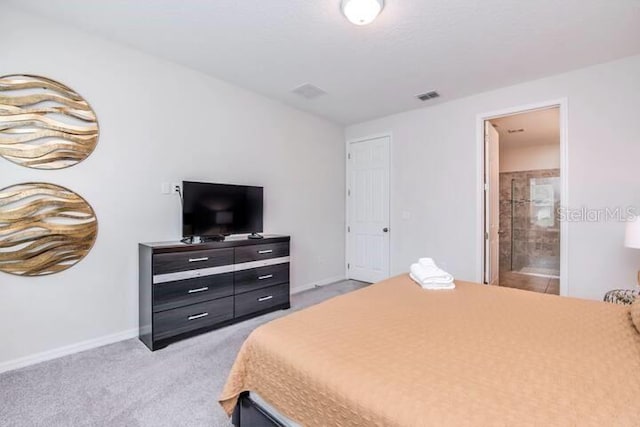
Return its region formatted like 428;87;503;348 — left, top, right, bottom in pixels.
483;105;564;295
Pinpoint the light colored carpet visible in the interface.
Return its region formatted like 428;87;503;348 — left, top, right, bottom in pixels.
0;280;368;427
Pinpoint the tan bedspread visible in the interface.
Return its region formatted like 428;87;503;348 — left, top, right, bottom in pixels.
220;276;640;426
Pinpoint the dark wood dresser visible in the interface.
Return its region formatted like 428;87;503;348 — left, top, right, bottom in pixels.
139;235;290;350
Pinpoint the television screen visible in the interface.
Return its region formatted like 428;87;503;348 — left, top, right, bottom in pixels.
182;181;263;238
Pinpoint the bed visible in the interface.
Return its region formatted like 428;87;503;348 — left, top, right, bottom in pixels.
220;275;640;426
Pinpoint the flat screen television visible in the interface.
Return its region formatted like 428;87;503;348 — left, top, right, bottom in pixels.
182;181;263;238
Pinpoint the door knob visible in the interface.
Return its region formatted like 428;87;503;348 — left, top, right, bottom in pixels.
383;227;389;232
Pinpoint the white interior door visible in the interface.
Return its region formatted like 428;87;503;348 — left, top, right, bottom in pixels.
347;136;390;283
484;122;500;285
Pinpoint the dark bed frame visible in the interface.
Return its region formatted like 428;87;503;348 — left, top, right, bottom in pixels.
232;392;285;427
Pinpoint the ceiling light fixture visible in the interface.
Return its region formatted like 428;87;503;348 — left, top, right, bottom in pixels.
291;83;327;100
341;0;384;26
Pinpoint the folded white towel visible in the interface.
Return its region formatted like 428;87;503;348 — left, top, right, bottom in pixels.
410;273;456;290
418;257;436;267
410;263;454;284
409;258;456;290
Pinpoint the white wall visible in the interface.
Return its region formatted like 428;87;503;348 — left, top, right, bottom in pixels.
500;144;560;172
0;8;345;369
346;54;640;301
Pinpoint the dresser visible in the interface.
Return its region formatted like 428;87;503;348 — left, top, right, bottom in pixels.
138;235;290;350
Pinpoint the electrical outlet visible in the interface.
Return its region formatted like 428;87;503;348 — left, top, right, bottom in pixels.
171;182;181;194
161;182;171;195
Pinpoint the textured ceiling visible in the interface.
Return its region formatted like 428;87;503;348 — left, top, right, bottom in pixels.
6;0;640;124
492;108;560;149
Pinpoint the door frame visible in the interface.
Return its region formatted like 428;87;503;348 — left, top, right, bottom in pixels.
345;132;392;281
484;121;500;285
476;99;569;296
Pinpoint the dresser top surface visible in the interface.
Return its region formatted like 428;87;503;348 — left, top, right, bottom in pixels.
140;234;290;252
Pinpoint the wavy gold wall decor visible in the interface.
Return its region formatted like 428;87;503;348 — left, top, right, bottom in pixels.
0;74;99;169
0;183;98;276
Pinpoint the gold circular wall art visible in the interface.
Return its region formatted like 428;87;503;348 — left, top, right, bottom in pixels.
0;74;99;169
0;183;98;276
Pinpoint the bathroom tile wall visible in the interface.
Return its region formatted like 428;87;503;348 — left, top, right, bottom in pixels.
499;169;561;273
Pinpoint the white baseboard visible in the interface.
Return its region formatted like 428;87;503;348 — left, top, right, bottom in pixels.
0;277;347;375
0;327;138;375
291;275;347;294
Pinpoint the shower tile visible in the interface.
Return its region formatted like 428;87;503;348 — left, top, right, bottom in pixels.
499;168;561;279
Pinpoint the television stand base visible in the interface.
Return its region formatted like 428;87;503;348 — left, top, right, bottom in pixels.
247;233;264;240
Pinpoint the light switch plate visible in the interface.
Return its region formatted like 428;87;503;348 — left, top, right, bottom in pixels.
161;182;171;194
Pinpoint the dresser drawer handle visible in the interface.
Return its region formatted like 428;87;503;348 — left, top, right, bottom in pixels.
188;287;209;294
257;295;273;302
258;274;273;280
188;312;209;321
188;257;209;262
257;250;273;254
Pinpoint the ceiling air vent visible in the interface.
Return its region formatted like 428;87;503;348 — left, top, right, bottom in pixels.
291;83;327;100
417;91;440;101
